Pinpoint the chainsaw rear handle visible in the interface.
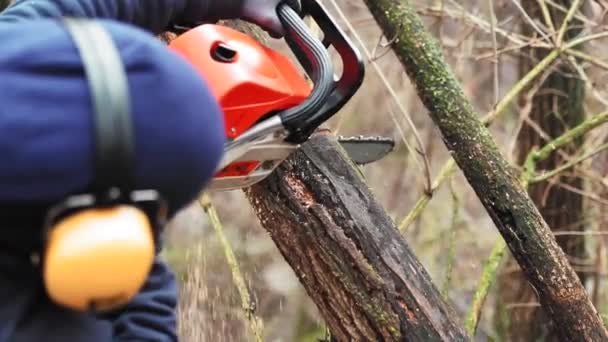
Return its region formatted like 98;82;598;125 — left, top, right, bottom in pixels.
278;0;365;143
275;3;333;143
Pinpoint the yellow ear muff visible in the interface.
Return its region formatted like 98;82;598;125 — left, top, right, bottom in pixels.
43;205;155;312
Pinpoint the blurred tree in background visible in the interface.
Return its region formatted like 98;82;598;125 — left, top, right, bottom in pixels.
497;1;587;340
166;0;608;340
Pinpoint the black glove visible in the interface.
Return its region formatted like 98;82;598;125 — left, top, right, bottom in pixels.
240;0;301;38
197;0;301;38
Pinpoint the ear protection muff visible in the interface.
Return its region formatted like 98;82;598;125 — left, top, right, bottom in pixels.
41;18;166;312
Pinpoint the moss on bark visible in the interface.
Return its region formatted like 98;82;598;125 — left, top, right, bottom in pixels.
498;1;588;340
362;0;607;340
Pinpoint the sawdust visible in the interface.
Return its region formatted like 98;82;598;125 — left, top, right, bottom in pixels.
285;172;314;208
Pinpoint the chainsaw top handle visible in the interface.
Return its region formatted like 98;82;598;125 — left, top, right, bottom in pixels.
277;0;365;143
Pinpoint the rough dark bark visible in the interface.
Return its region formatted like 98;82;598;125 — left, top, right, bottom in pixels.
361;0;607;340
497;2;587;340
245;132;468;341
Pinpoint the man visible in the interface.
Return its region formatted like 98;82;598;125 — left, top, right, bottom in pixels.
0;0;298;340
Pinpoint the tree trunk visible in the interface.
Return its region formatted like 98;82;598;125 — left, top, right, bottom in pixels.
497;2;587;340
361;0;607;340
245;132;468;341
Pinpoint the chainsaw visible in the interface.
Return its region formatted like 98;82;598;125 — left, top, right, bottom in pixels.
169;0;394;191
39;0;394;314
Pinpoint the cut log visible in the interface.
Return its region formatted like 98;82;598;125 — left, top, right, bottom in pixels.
245;132;468;341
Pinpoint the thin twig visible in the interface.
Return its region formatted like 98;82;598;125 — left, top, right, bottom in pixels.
199;194;264;342
537;0;558;41
442;178;459;300
566;53;608;106
433;1;543;46
565;48;608;71
545;0;599;25
553;230;608;236
488;0;500;105
475;42;535;61
398;159;458;231
371;28;400;61
522;111;608;186
556;0;584;46
531;142;608;183
465;238;507;337
535;111;608;161
509;0;553;42
327;0;433;194
508;70;552;161
487;50;560;122
555;181;608;206
565;31;608;50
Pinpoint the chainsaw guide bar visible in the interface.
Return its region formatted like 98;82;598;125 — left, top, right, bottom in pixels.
208;134;394;192
337;135;395;165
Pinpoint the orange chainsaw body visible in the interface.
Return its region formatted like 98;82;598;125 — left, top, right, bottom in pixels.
169;25;312;178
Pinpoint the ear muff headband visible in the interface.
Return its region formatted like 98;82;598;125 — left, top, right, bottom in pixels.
41;18;155;312
63;17;134;196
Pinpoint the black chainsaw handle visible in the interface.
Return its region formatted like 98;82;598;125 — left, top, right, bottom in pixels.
276;4;333;142
279;0;365;143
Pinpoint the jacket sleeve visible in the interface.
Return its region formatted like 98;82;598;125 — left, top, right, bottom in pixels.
0;0;242;34
0;19;225;214
0;18;225;340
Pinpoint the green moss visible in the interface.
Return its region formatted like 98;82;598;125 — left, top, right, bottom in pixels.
465;239;507;336
362;0;606;339
329;264;400;336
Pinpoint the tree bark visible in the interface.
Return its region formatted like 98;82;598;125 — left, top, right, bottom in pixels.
361;0;607;340
245;132;468;341
497;1;587;340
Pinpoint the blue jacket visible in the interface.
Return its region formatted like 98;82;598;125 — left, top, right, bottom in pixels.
0;0;227;217
0;0;228;340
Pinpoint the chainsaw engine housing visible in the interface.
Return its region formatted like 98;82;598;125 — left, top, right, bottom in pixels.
169;25;312;190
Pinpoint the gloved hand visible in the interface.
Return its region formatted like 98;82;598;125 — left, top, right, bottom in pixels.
174;0;301;38
240;0;301;38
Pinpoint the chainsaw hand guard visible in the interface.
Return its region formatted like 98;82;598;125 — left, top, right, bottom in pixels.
278;0;364;143
273;4;334;141
223;0;364;148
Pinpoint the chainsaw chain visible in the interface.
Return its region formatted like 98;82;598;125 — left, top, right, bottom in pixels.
336;135;394;143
